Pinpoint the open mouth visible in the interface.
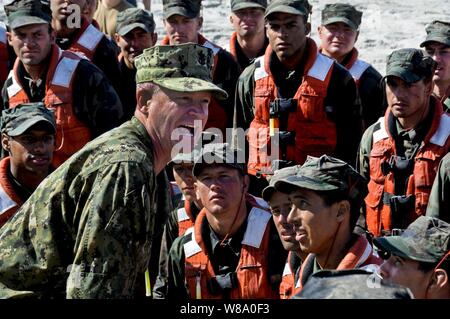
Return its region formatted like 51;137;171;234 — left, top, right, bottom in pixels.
178;125;195;136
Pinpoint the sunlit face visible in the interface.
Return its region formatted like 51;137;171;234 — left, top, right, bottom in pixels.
164;15;202;44
8;23;54;66
195;165;247;216
424;42;450;85
266;13;310;63
2;128;55;175
380;254;432;299
115;28;156;67
286;188;340;255
230;7;265;38
318;22;358;60
269;191;299;251
385;76;432;120
172;162;196;202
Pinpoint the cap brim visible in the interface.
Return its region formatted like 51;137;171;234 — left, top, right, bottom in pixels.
322;17;358;30
232;3;266;12
274;175;339;194
7;118;56;137
9;16;49;29
265;5;307;19
261;185;276;202
420;37;450;48
118;23;150;36
153;77;228;100
383;70;422;85
373;237;437;263
164;8;198;19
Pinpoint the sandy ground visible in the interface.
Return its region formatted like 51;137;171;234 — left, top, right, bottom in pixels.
1;0;449;73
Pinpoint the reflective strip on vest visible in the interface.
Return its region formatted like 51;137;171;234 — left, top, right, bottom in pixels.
77;24;103;51
307;53;334;81
241;207;271;248
348;59;370;81
183;227;202;258
51;57;80;88
6;70;22;98
373;117;389;143
282;262;292;277
177;207;190;222
202;40;220;56
0;184;18;216
0;22;6;44
254;56;268;81
429;114;450;147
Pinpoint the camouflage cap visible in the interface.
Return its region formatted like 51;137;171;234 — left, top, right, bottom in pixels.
264;0;312;19
192;143;246;177
321;3;362;31
134;43;228;100
116;8;156;36
374;216;450;263
384;48;437;84
262;165;300;201
231;0;267;12
293;269;413;299
274;155;368;203
1;102;56;137
420;20;450;48
163;0;202;19
4;0;52;29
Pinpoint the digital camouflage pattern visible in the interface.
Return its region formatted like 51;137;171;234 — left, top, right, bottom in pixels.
420;20;450;47
116;8;156;37
135;43;228;100
274;155;368;204
374;216;450;263
162;0;202;19
1;102;56;136
0;117;158;298
264;0;312;19
321;3;362;31
4;0;52;29
293;269;413;299
231;0;267;12
426;153;450;223
384;48;437;84
192;142;246;176
262;164;300;201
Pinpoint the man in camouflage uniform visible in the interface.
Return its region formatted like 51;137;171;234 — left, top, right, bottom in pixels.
358;49;450;237
162;0;240;134
0;43;227;298
426;153;450;223
420;20;450;113
0;103;56;228
115;8;157;121
318;3;385;128
228;0;269;73
2;0;123;167
375;216;450;299
274;155;382;294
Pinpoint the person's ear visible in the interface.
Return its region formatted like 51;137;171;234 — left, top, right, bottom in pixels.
336;200;350;223
136;87;153;115
355;30;360;43
197;16;204;32
427;269;448;295
243;174;250;193
151;32;158;46
305;22;311;35
114;33;121;43
1;133;11;152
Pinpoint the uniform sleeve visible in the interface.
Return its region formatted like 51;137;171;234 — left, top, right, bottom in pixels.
66;161;153;299
166;235;190;300
426;153;450;223
325;63;363;167
71;60;124;138
233;63;256;131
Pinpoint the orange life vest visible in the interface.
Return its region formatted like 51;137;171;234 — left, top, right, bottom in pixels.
177;199;196;237
365;102;450;237
279;251;300;300
6;45;92;168
229;31;239;62
0;22;8;87
161;34;228;134
0;157;23;228
247;39;336;177
342;48;371;88
68;18;104;61
183;204;278;299
294;235;382;295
